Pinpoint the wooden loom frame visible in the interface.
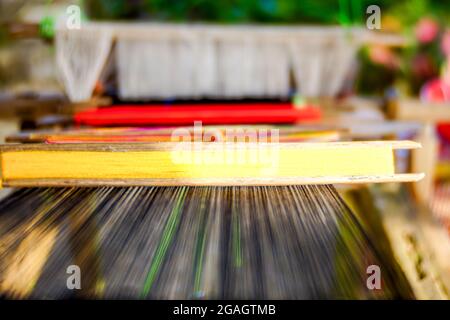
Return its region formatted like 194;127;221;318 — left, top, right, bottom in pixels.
0;141;423;187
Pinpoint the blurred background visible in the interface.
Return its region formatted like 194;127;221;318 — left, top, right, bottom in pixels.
0;0;449;100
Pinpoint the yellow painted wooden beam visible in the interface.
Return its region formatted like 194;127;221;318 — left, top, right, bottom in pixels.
0;141;423;187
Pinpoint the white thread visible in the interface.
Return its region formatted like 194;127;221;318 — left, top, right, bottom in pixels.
56;24;364;101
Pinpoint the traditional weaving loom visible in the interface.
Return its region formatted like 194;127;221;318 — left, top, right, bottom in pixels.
0;131;427;299
2;20;449;301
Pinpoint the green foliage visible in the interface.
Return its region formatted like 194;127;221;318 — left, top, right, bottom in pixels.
355;48;397;96
85;0;138;19
83;0;395;24
389;0;450;28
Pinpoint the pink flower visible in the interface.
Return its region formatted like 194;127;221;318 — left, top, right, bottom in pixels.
368;45;399;69
441;30;450;56
415;18;439;44
421;78;450;102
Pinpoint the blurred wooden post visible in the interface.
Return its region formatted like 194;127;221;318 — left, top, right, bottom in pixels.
411;123;438;204
388;99;450;204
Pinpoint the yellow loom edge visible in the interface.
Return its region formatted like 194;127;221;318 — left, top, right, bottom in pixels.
0;141;423;186
0;174;425;187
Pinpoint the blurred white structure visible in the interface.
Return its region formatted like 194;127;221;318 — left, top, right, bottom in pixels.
55;23;403;102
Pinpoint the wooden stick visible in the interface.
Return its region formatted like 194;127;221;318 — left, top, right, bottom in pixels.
412;124;438;204
388;99;450;122
0;174;424;188
60;23;405;46
0;140;421;152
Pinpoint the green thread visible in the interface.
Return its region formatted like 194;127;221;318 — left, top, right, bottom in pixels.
193;204;207;297
140;187;187;298
232;210;242;268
